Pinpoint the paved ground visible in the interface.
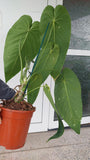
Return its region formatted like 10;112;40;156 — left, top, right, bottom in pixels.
0;127;90;160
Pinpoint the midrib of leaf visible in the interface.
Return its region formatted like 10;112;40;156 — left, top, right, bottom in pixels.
63;79;73;116
45;24;53;47
53;20;55;44
34;24;54;68
63;79;79;120
53;10;56;44
46;20;56;45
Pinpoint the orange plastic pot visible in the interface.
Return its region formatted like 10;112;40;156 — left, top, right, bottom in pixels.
0;105;35;150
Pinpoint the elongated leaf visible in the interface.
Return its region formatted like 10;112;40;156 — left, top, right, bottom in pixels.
43;84;64;141
4;15;40;82
55;68;82;134
40;5;71;78
48;115;64;141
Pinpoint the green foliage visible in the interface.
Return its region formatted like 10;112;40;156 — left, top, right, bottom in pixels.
4;15;40;82
43;84;64;141
40;5;71;79
3;5;82;139
54;68;82;133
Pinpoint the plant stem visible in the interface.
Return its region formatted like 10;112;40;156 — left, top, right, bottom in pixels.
14;81;27;103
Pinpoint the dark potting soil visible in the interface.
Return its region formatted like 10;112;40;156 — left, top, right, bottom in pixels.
1;100;35;111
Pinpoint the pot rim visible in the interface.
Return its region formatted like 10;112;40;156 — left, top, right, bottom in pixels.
0;104;35;113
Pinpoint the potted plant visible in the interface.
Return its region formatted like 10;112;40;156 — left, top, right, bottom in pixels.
0;5;82;150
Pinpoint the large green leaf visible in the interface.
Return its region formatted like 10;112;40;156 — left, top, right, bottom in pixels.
40;5;71;78
54;68;82;134
4;15;40;82
27;43;59;104
43;84;64;141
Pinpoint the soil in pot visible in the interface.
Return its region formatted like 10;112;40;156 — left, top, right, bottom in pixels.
1;99;35;111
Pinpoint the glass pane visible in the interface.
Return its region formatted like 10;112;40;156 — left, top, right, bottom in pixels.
63;0;90;50
54;55;90;121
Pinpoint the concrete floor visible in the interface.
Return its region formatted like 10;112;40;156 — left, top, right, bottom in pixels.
0;127;90;160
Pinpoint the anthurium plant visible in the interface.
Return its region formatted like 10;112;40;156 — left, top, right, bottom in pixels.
4;5;82;140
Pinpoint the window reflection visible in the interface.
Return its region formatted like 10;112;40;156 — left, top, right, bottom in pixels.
64;0;90;50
